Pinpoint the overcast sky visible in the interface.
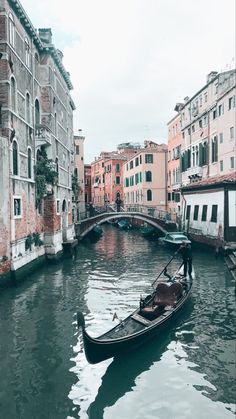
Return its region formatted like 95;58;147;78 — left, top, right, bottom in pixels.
21;0;235;163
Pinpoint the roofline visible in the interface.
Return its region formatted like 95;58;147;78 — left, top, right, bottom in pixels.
8;0;73;90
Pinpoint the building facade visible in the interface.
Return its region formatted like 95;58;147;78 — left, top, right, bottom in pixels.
73;134;85;220
167;110;182;220
123;141;168;215
0;0;75;278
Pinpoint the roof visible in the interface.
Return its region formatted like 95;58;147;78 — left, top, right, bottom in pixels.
182;172;236;191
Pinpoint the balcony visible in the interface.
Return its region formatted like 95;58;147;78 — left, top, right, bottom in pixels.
93;182;100;188
35;124;51;147
187;166;203;179
172;182;181;190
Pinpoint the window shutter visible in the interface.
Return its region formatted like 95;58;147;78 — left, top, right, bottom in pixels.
199;143;203;166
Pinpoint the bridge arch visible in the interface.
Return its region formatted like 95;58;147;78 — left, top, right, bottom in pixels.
75;212;176;238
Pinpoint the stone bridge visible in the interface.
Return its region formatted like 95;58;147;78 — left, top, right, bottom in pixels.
74;211;177;238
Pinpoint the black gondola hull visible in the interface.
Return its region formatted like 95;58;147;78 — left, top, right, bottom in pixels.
77;277;192;364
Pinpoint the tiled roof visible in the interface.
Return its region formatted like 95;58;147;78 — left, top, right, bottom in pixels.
182;171;236;190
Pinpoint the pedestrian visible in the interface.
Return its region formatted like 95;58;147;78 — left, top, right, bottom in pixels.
89;202;94;217
115;196;121;212
178;240;192;278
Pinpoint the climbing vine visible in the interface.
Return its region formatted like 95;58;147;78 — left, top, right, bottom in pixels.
72;173;82;202
35;146;58;208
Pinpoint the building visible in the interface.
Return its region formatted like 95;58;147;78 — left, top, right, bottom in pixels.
167;109;182;221
181;173;236;246
73;134;85;220
180;70;235;184
84;164;92;207
0;0;75;278
179;70;236;244
123;141;168;215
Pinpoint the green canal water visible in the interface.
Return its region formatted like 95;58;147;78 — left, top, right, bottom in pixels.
0;225;235;419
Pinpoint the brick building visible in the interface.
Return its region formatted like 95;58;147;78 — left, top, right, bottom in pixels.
0;0;76;278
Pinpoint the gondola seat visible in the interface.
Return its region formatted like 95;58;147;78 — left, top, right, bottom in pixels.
140;282;183;320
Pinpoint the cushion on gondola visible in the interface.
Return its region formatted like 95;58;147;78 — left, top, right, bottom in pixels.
140;282;183;319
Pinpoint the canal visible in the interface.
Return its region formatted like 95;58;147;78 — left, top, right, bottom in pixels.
0;224;235;419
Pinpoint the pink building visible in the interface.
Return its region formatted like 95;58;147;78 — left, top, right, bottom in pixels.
123;141;168;215
167;110;182;219
73;135;85;219
180;70;235;185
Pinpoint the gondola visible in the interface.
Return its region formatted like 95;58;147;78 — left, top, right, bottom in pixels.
77;259;194;364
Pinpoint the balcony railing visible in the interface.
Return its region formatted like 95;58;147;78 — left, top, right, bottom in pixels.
187;166;203;178
35;124;51;146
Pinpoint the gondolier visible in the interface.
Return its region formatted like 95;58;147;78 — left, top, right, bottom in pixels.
178;241;192;279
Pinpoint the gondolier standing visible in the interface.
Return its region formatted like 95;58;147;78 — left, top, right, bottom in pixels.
178;241;192;279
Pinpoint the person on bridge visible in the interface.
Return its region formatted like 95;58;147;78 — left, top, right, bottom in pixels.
178;241;192;279
115;196;121;212
89;202;95;217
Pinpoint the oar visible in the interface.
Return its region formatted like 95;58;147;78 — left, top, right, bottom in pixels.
151;251;178;289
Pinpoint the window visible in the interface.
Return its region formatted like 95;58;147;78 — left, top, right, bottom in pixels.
54;112;57;136
193;205;199;221
145;171;152;182
187;127;191;135
35;99;40;125
116;176;120;185
168;192;171;201
230;156;235;169
34;53;39;77
26;93;30;123
27;148;32;178
211;136;218;163
135;157;139;167
228;96;235;110
55;157;59;176
219;133;223;143
192;124;195;132
147;189;152;201
201;205;207;222
186;205;191;220
220;160;223;171
9;13;15;47
125;177;129;187
75;145;80;154
218;104;224;116
25;38;30;67
145;154;153;164
130;160;133;169
211;205;218;222
10;77;16;111
213;108;217;119
199;120;202;128
116;163;120;172
56;200;60;214
230;126;234;140
139;155;142;164
135;173;139;184
174;193;180;203
12;140;18;175
13;197;22;218
204;92;208;103
139;172;142;182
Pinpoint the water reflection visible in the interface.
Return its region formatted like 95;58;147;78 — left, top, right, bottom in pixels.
0;225;235;419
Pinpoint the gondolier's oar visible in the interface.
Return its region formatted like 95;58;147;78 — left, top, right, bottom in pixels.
151;251;178;288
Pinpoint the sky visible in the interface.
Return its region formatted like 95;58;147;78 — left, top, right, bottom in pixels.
21;0;235;163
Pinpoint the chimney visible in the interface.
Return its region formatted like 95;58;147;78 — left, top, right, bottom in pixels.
207;71;218;83
38;28;52;44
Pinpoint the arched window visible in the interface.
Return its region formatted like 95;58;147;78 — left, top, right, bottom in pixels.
9;13;15;47
147;189;152;201
10;77;16;111
145;171;152;182
12;140;18;175
26;92;30;123
25;38;30;67
27;147;32;178
35;99;40;125
62;199;67;212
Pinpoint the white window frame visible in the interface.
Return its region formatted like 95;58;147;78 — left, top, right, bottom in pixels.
13;196;22;219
